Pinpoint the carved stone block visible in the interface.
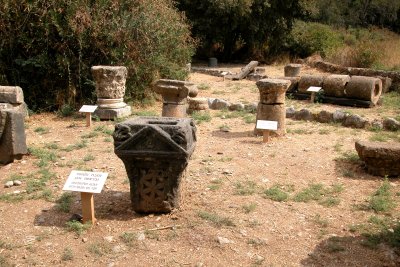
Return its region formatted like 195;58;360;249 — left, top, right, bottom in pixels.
113;117;196;213
0;110;28;164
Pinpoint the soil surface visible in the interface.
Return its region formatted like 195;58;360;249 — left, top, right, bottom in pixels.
1;64;400;267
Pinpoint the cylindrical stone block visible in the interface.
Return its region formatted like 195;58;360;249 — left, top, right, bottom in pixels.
255;104;286;136
284;64;302;77
345;76;382;104
256;78;291;104
323;74;351;98
162;103;187;118
298;75;325;93
188;97;209;111
91;66;128;99
97;98;127;109
275;76;300;93
208;58;218;67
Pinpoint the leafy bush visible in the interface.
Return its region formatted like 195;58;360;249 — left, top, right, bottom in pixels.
0;0;195;111
289;21;342;58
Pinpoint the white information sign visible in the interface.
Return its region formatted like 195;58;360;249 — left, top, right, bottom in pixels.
63;170;108;193
307;86;322;92
79;105;98;113
256;120;278;130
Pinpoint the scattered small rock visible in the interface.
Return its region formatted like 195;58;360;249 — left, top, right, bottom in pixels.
294;109;313;121
383;117;400;131
104;236;114;243
332;110;347;123
217;236;233;245
13;180;22;186
137;232;146;241
13;190;21;195
4;181;14;188
285;106;296;118
82;238;88;243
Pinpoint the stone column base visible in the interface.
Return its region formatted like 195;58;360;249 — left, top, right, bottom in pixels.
94;105;132;120
254;103;286;137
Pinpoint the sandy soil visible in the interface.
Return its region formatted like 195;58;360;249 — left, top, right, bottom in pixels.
0;64;399;267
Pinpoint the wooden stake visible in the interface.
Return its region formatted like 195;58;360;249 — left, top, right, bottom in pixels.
85;112;92;127
263;130;270;143
81;192;95;225
310;92;315;103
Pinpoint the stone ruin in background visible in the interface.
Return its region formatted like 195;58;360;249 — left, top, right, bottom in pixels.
113;117;196;213
91;66;132;120
0;86;28;164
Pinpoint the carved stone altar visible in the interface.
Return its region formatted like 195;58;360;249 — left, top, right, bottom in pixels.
153;79;197;118
91;66;132;120
113;117;196;213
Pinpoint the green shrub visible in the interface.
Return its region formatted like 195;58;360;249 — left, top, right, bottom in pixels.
0;0;195;111
289;21;342;58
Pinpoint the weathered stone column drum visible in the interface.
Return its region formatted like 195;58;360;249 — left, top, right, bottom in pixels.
284;64;302;77
255;79;291;136
113;117;197;213
91;66;132;119
154;79;197;118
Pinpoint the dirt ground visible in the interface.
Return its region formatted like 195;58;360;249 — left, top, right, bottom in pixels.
1;64;400;267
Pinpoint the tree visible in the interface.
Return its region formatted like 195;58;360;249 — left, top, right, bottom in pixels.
177;0;304;61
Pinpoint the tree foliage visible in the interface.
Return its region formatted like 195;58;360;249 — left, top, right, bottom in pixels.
177;0;304;61
0;0;195;111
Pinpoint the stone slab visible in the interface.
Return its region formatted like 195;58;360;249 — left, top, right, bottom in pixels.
94;106;132;120
0;86;24;104
0;110;27;164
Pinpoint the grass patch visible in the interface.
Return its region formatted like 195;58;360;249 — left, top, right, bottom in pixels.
65;221;91;236
198;83;210;90
83;154;95;162
81;131;99;139
34;126;50;134
62;140;88;152
191;111;212;124
61;247;74;261
382;91;400;110
263;185;289;202
56;192;74;213
120;232;138;247
336;151;360;163
243;114;256;124
44;142;60;150
197;211;235;227
242;203;257;213
208;178;223;191
368;180;396;213
234;181;257;196
293;183;343;207
28;147;58;167
133;110;158;116
369;132;400;143
88;242;111;257
313;214;329;228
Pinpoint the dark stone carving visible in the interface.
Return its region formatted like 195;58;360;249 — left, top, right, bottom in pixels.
113;117;196;213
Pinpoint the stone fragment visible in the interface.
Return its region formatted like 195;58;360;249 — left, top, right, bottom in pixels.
232;61;258;80
293;109;313;121
284;64;302;77
277;76;300;93
188;97;209;114
370;119;383;130
316;110;333;123
323;75;351;98
298;75;325;93
0;86;24;104
286;106;296;118
332;110;348;123
104;236;114;243
91;66;131;119
217;236;233;245
4;181;13;188
345;76;382;105
0;110;28;164
355;141;400;177
255;104;286;136
383;118;400;131
342;114;369;129
137;232;146;241
228;103;245;111
13;180;22;186
113;117;196;213
210;99;230;110
244;103;257;113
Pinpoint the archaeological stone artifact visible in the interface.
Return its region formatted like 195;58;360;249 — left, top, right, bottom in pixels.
255;78;291;136
284;64;302;77
113;117;196;213
91;66;132;120
153;79;197;118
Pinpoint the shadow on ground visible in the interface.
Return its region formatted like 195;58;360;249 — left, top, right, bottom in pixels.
301;235;400;266
34;189;143;228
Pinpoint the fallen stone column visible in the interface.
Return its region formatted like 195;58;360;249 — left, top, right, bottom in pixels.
231;61;259;80
298;75;325;93
113;117;196;213
345;76;382;105
323;75;350;98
